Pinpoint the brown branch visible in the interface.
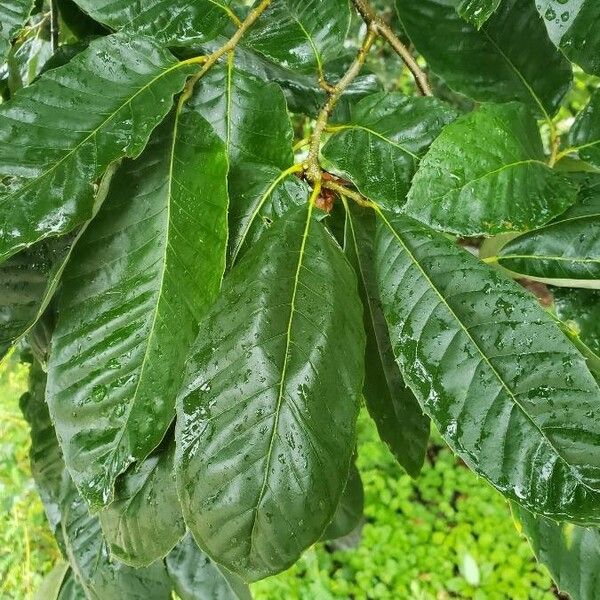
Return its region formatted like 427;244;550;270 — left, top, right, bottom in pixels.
351;0;432;96
305;26;378;183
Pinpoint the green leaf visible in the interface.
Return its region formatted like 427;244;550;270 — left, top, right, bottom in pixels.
47;106;229;510
35;562;70;600
176;205;365;580
495;209;600;289
535;1;600;76
515;504;600;600
0;162;117;361
244;0;351;78
20;361;173;599
0;0;35;60
190;62;308;264
375;211;600;523
404;103;578;236
57;570;86;600
344;204;429;477
165;533;251;600
0;33;193;264
555;288;600;358
322;462;364;541
70;0;232;45
457;0;501;28
322;92;458;212
395;0;572;118
99;442;185;567
20;362;66;540
568;89;600;169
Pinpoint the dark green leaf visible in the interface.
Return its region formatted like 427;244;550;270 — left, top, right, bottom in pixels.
536;1;600;76
165;533;251;600
245;0;350;78
344;204;429;477
70;0;232;45
0;33;193;263
555;288;600;358
190;62;308;265
495;210;600;288
57;570;86;600
176;205;365;580
395;0;572;118
322;462;364;541
375;211;600;523
322;92;458;212
99;442;185;567
515;504;600;600
0;0;35;60
404;103;578;236
47;106;228;510
20;361;173;599
457;0;501;28
568;89;600;169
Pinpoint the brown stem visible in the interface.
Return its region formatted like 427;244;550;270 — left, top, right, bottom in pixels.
323;180;377;208
351;0;432;96
305;27;377;183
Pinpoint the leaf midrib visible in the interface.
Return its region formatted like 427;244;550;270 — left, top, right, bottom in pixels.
377;209;597;492
248;204;314;551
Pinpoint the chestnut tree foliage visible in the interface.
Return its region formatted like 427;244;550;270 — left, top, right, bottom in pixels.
2;0;600;597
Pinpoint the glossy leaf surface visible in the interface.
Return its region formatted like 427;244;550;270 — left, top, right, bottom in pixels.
322;93;458;211
0;0;34;59
176;205;365;580
554;288;600;358
165;533;251;600
395;0;572;117
457;0;501;28
535;1;600;76
70;0;231;45
100;442;185;567
47;108;228;509
404;103;578;236
515;505;600;600
0;33;192;263
375;211;600;523
345;204;429;477
245;0;350;77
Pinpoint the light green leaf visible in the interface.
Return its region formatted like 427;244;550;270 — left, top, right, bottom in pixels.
0;0;35;60
375;211;600;523
457;0;501;28
404;103;578;236
34;562;70;600
0;33;194;264
56;570;86;600
568;89;600;169
322;462;364;541
70;0;232;45
344;204;429;477
245;0;351;78
322;92;458;212
176;205;365;581
100;442;185;568
535;1;600;76
515;504;600;600
47;106;228;510
395;0;572;118
190;62;308;265
166;533;251;600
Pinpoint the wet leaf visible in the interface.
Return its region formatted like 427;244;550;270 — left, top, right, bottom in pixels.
0;0;35;60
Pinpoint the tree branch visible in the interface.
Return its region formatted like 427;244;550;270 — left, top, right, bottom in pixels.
351;0;432;96
305;26;377;183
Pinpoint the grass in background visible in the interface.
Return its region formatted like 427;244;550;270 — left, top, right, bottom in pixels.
0;357;555;599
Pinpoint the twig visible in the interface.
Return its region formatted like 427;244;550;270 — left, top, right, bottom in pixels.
351;0;432;96
323;180;377;208
179;0;272;104
305;27;377;183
